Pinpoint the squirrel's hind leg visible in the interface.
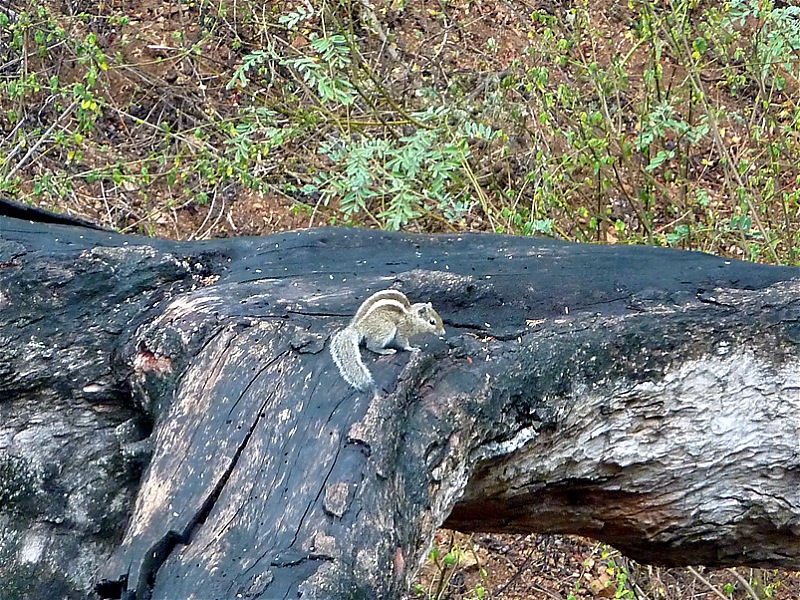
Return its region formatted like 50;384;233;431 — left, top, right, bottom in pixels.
365;325;398;355
393;330;420;353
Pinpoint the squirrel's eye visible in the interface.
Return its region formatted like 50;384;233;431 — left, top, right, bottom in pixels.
429;319;436;326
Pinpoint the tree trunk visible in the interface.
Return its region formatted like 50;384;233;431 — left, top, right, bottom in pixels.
1;207;799;600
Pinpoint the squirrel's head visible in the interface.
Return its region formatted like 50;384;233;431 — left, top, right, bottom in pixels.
413;303;446;336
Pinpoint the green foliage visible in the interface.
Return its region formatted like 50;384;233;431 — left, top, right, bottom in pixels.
286;34;356;106
227;50;270;90
727;0;800;86
228;29;355;106
1;0;799;261
313;130;464;230
416;534;489;600
307;108;499;230
603;556;635;599
278;2;315;30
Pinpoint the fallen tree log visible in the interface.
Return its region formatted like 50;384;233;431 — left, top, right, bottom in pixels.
1;206;799;600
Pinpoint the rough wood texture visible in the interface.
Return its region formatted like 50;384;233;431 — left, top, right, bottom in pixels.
1;207;799;600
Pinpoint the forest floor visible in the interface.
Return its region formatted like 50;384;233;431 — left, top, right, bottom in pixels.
2;0;800;597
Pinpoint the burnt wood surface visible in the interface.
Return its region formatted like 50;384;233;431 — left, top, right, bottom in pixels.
1;202;800;600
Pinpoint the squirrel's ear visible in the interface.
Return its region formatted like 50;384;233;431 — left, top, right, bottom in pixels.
425;302;432;309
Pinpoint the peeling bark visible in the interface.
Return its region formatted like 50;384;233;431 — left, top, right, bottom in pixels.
1;207;800;600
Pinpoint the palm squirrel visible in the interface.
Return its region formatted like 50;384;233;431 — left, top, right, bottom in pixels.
330;290;446;392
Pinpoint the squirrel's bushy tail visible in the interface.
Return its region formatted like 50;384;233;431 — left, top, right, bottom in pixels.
330;328;373;391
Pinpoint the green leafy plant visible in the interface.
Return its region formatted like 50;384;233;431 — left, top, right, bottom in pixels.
2;0;799;262
227;50;270;90
284;34;356;106
727;0;800;89
308;110;502;229
415;534;489;600
278;2;315;30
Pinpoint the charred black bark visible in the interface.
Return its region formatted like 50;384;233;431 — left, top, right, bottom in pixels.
1;204;799;600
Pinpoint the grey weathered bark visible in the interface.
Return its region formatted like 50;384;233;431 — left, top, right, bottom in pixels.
1;205;799;600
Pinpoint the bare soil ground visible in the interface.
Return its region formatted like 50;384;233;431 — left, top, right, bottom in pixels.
414;531;800;599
